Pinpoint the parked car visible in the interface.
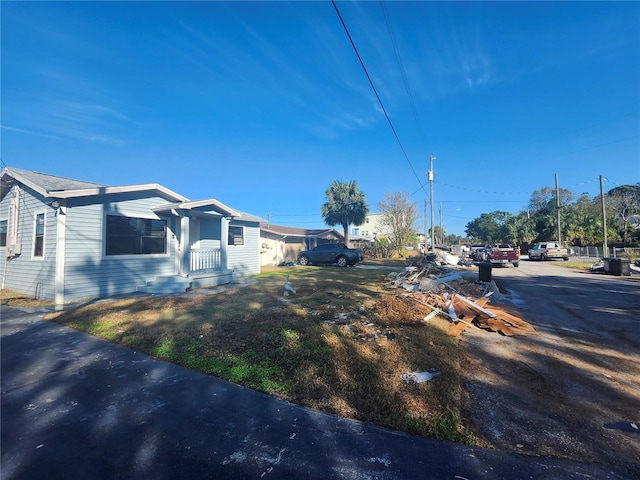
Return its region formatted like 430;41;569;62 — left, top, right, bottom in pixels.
469;244;486;261
481;243;520;267
298;243;361;267
528;242;571;261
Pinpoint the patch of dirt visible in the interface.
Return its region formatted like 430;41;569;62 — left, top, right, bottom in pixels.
459;303;640;477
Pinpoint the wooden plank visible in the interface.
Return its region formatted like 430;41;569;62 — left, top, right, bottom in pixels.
474;297;492;308
487;306;537;334
451;296;478;320
485;318;515;336
454;293;498;318
448;321;469;337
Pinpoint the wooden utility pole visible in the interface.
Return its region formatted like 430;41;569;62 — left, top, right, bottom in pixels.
555;173;561;242
600;175;607;256
429;155;435;251
439;202;444;245
423;199;427;252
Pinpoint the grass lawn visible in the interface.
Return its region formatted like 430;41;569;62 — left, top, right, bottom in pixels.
29;261;474;444
555;260;599;271
0;289;54;307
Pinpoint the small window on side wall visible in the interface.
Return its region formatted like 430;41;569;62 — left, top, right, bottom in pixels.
228;226;244;246
0;220;7;247
34;213;45;257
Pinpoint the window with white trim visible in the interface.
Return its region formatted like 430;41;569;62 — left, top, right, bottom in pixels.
106;215;167;255
0;220;6;247
228;226;244;246
34;213;45;257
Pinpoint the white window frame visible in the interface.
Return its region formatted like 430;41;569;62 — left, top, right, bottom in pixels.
0;219;7;248
32;211;46;260
228;225;245;247
103;211;169;258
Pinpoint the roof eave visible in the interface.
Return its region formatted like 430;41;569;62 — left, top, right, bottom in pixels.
153;198;241;218
1;167;49;197
49;184;189;202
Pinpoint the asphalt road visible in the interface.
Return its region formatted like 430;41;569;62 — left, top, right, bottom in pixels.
490;258;639;347
460;258;640;476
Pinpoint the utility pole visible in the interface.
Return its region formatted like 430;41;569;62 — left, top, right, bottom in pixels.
439;202;443;245
423;199;427;252
600;175;608;256
428;155;435;251
555;173;561;242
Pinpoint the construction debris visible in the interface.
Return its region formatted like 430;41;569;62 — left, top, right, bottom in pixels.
385;263;537;337
401;369;441;384
283;274;296;296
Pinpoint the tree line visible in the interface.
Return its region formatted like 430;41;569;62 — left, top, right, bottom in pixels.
319;180;640;255
464;183;640;248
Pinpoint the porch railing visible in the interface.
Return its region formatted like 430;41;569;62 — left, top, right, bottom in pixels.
190;248;225;274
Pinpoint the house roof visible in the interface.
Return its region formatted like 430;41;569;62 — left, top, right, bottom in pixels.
1;167;264;221
260;224;343;239
1;167;105;194
234;210;268;224
0;167;188;203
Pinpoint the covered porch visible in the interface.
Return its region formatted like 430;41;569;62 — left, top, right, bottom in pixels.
146;199;242;293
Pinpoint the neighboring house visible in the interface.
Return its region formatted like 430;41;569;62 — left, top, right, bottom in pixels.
260;224;343;266
352;213;387;240
0;167;264;304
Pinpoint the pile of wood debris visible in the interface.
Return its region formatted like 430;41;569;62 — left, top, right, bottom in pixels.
386;265;537;337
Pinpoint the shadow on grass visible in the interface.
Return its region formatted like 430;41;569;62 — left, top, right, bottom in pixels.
46;265;473;444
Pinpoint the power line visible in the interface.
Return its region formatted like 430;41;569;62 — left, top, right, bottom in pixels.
438;200;529;204
435;180;530;196
380;2;428;152
436;176;602;196
269;214;318;217
331;0;428;197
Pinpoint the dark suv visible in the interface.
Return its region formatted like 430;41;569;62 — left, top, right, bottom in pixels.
298;243;361;267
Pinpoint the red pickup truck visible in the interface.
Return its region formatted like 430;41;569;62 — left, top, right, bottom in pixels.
481;244;520;267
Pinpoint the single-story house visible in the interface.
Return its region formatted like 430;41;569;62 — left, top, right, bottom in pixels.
259;224;343;266
0;167;264;305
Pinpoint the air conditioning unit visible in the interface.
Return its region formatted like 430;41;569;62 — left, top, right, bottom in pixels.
7;243;21;258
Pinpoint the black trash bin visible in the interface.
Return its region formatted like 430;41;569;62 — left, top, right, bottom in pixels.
478;262;492;282
609;258;622;276
620;258;631;276
603;257;611;273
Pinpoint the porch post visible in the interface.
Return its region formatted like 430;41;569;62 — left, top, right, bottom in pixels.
221;216;229;270
180;215;190;276
54;206;67;306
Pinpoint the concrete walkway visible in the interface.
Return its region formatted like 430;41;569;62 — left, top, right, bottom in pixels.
1;305;631;480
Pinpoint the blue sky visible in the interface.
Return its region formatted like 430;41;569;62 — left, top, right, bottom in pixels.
2;1;639;237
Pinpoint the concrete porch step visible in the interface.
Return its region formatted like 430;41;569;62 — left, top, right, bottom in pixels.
137;276;192;295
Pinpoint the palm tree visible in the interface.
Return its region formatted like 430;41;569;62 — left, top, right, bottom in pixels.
321;180;369;245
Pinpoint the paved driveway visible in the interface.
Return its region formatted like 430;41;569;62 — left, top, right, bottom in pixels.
1;305;631;479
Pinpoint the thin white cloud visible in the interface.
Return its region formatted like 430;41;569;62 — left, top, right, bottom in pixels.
0;125;61;140
29;98;131;145
462;52;491;89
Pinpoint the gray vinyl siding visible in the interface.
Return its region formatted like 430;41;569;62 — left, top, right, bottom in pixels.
60;192;177;302
1;174;261;302
0;184;57;300
227;221;260;276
